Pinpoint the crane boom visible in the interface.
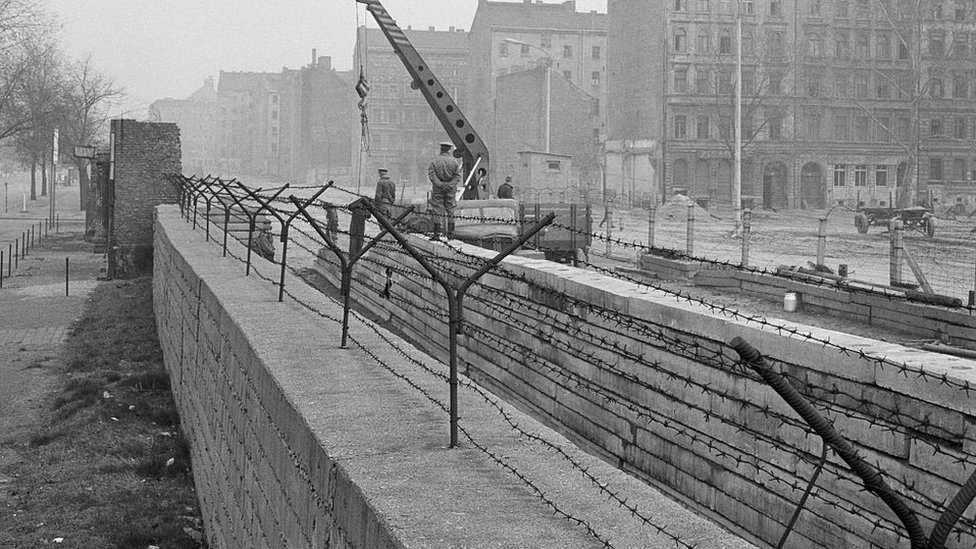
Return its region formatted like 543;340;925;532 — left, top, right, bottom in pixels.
356;0;489;199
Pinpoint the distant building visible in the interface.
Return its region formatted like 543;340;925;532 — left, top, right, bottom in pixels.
494;66;600;191
607;0;976;211
217;69;302;179
353;25;469;189
468;0;608;186
149;77;219;176
301;53;358;184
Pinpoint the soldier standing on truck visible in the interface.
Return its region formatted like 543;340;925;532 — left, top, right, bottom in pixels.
497;176;514;199
373;167;396;218
428;141;461;238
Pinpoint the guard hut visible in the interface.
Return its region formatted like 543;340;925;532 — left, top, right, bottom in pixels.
516;150;573;202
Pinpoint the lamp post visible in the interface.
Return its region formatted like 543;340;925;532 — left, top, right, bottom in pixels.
503;38;552;153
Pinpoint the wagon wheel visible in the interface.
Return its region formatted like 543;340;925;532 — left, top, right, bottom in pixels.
923;215;936;238
854;213;869;234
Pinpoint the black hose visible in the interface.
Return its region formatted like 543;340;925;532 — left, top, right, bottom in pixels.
927;468;976;549
729;336;927;549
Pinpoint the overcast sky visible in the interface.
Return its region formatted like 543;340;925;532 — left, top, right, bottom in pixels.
46;0;606;119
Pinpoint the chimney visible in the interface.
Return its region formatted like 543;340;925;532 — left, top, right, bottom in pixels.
312;49;317;66
429;26;435;31
449;26;455;32
318;56;332;70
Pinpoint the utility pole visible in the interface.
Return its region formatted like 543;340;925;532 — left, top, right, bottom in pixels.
733;0;743;237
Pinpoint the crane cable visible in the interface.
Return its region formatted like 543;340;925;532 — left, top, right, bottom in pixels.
355;3;371;195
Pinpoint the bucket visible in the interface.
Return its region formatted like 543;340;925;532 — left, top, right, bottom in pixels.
784;292;798;312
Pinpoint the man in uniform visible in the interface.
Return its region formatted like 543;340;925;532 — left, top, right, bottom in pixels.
427;141;461;238
497;176;514;199
252;218;276;262
373;167;396;218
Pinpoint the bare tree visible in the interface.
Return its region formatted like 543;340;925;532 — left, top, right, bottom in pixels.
61;56;122;209
11;36;65;200
0;0;53;143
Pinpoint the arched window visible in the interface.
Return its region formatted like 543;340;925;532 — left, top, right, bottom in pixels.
673;159;690;192
674;28;687;53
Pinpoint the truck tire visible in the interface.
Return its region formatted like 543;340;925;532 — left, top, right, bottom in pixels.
854;213;869;234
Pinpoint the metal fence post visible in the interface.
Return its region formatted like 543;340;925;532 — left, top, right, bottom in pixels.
686;203;695;256
890;219;904;286
816;217;828;268
648;203;656;248
741;209;751;268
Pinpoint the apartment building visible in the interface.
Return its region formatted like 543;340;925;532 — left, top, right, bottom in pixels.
149;77;220;176
608;0;976;211
353;25;469;189
468;0;607;188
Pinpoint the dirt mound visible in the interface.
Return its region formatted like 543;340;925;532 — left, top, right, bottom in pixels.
657;194;713;220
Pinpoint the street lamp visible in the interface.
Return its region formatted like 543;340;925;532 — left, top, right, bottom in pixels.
503;38;552;153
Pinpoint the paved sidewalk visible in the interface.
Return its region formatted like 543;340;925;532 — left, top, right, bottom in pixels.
0;209;104;505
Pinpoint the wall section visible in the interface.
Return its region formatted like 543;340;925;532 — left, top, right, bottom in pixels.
313;231;976;549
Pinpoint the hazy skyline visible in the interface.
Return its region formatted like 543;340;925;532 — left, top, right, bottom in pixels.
47;0;607;118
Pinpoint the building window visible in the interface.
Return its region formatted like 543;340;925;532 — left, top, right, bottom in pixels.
834;72;850;98
697;115;710;139
562;70;572;80
855;116;869;141
931;77;945;98
954;33;969;57
547;161;562;171
807;33;823;57
768;71;784;95
837;0;849;17
742;0;755;14
675;0;688;10
563;45;573;58
718;69;734;94
930;158;943;181
768;113;783;140
832;114;850;140
931;117;944;136
591;71;601;87
719;30;733;54
898;38;910;59
674;67;689;92
956;158;968;181
854;164;868;186
955;117;968;139
767;30;785;58
930;32;945;57
674;29;687;53
810;0;822;16
956;1;967;20
770;0;782;15
541;33;551;48
835;30;850;58
592;46;601;60
719;116;732;138
696;68;711;94
520;44;530;56
697;27;711;52
856;32;870;58
698;0;710;11
877;34;891;59
834;164;847;186
674;115;688;138
876;165;888;186
954;76;969;98
876;78;890;99
854;73;869;98
877;116;892;142
500;42;509;57
805;112;822;139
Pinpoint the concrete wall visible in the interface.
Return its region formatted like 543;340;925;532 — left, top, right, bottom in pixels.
113;119;181;275
639;254;976;350
153;206;753;549
313;233;976;549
